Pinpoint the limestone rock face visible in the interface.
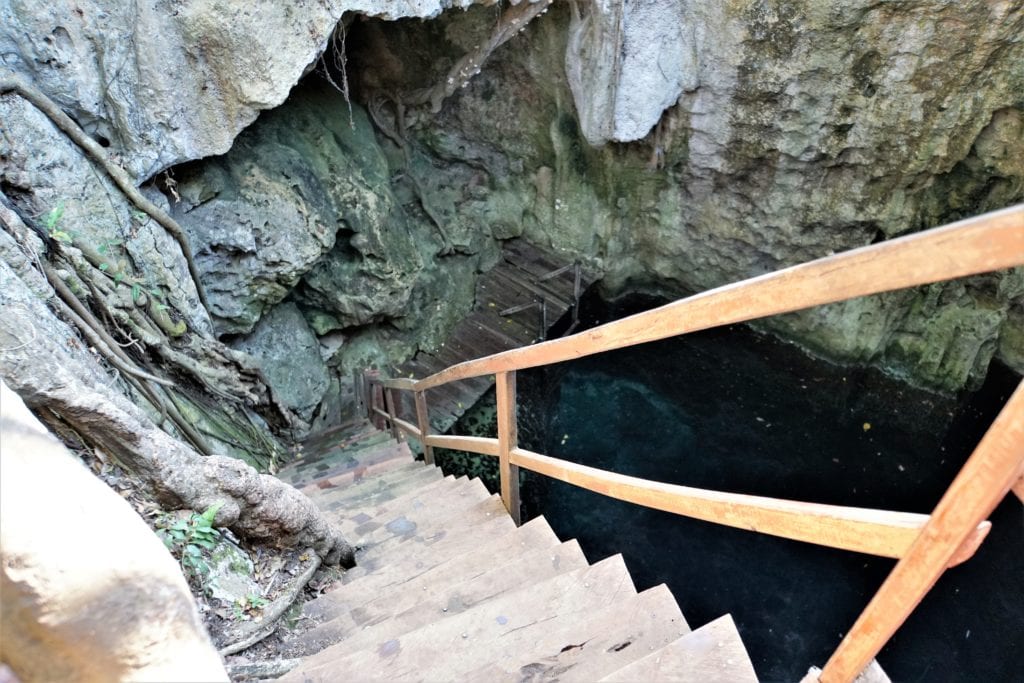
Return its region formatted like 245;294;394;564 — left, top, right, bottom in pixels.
232;302;329;421
567;0;696;145
0;0;494;180
0;382;227;683
387;0;1024;391
169;84;425;337
0;91;212;335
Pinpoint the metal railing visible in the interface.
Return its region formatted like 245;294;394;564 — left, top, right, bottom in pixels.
361;204;1024;682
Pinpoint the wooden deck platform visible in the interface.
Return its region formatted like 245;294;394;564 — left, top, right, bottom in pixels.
394;239;596;433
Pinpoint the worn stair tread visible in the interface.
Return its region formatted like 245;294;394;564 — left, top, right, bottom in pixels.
283;430;393;474
286;539;589;659
319;467;444;511
319;469;453;515
286;421;378;466
355;493;509;563
326;474;466;535
599;614;758;683
337;477;488;545
297;455;419;495
282;554;636;682
310;453;425;498
463;583;690;682
280;435;403;486
301;510;524;620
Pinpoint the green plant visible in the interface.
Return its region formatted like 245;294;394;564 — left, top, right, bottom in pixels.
158;502;224;579
44;201;72;243
233;593;269;620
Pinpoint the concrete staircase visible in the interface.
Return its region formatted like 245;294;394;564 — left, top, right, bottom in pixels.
275;422;759;682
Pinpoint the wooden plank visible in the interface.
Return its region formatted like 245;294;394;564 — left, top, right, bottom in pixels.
377;377;417;391
413;390;434;465
820;380;1024;682
424;434;500;457
508;447;990;559
600;614;757;683
392;416;421;440
383;388;402;441
496;371;521;525
415;205;1024;391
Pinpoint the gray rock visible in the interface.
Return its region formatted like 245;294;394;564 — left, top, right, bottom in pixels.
171;84;425;336
232;302;329;420
567;0;695;145
0;91;211;334
0;381;227;683
0;0;496;180
393;0;1024;391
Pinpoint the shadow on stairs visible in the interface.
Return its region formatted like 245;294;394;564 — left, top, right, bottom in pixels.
274;421;758;682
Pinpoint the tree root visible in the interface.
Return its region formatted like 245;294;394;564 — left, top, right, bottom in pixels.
0;69;212;315
217;551;321;656
367;94;453;256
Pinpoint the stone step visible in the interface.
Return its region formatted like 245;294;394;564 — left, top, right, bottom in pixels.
297;453;418;495
338;477;488;548
354;493;508;564
299;458;423;501
318;466;444;512
326;474;467;538
286;539;588;658
281;554;636;682
280;429;394;484
295;441;415;491
599;614;758;683
462;583;690;682
301;504;523;619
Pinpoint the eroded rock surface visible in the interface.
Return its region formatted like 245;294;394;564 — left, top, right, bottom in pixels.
0;381;227;683
0;0;497;180
233;302;329;421
372;0;1024;391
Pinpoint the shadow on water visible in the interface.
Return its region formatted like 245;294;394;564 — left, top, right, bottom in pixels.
514;292;1024;683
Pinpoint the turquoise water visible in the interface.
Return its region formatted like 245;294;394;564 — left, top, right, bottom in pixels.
516;295;1023;682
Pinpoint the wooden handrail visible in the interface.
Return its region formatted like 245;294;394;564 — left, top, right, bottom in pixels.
508;447;990;561
820;380;1024;682
413;205;1024;391
423;434;500;457
360;205;1024;682
496;372;522;525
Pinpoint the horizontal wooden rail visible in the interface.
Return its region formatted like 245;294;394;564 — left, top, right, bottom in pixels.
376;377;418;391
413;205;1024;391
508;447;990;560
423;434;500;457
371;406;422;439
821;380;1024;682
392;416;421;440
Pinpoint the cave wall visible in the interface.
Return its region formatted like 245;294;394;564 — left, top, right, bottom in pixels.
355;0;1024;392
2;0;1023;451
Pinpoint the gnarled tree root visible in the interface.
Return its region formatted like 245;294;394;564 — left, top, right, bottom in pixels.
217;551;321;656
0;257;354;568
0;69;211;314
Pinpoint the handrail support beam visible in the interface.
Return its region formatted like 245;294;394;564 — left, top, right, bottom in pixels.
496;371;521;525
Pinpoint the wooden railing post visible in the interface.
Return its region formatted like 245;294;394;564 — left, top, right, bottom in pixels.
413;390;435;465
820;380;1024;683
352;369;363;418
384;388;402;442
496;371;521;525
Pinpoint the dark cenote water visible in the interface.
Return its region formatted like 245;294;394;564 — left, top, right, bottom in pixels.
504;292;1024;683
